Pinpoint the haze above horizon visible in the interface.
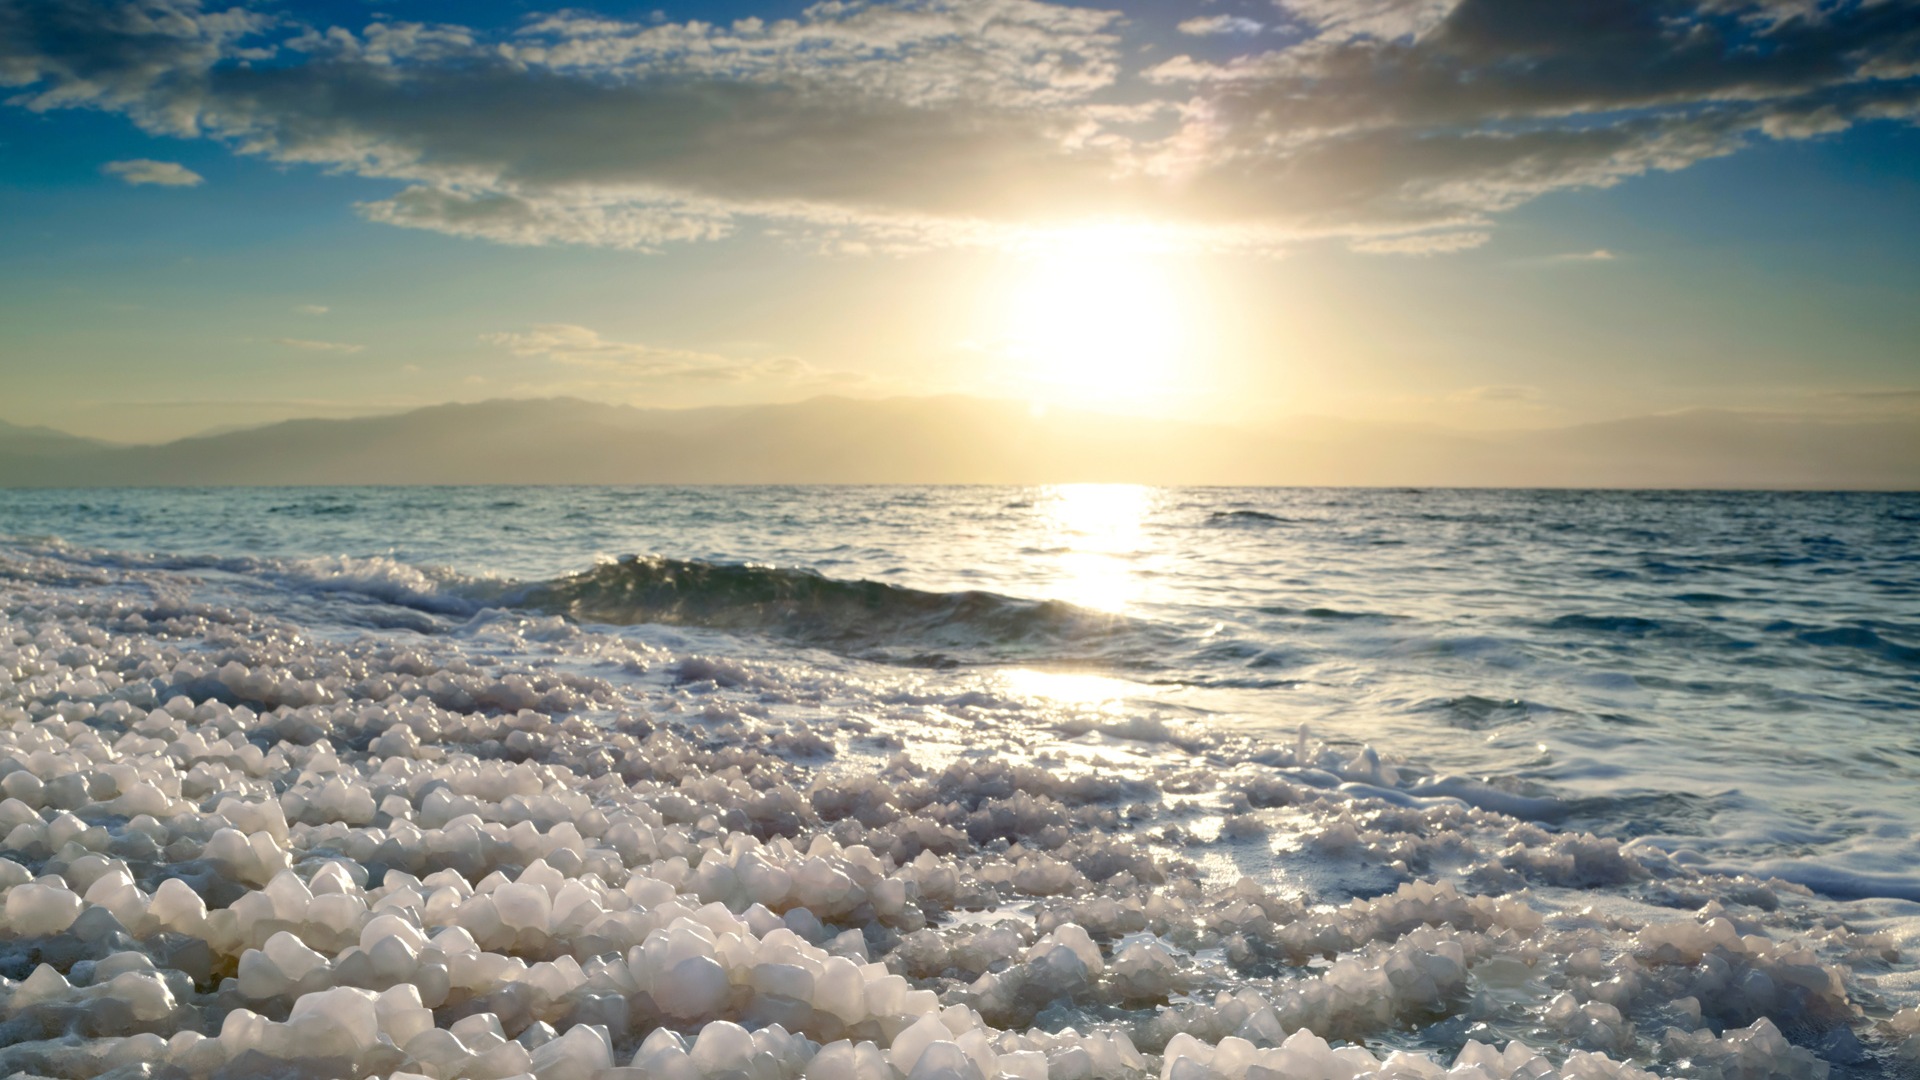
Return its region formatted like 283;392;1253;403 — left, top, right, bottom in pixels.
3;0;1918;480
2;395;1915;489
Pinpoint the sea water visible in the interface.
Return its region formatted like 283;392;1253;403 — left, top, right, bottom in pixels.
0;484;1914;1078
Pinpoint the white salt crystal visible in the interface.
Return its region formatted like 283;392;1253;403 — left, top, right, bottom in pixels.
4;880;84;935
529;1022;612;1080
907;1041;985;1080
890;1013;952;1075
655;954;730;1019
287;986;381;1057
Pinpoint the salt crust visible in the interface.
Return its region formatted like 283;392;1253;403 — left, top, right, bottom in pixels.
0;548;1908;1080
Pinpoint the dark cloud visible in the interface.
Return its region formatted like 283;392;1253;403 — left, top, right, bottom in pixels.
1151;0;1920;240
3;0;1917;253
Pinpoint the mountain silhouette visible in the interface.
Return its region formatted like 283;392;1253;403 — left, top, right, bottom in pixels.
0;397;1913;489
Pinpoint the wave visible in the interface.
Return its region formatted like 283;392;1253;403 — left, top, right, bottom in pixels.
513;555;1155;665
1256;604;1398;621
1207;509;1291;525
1415;694;1535;731
1547;613;1670;636
8;539;1172;667
1795;625;1920;666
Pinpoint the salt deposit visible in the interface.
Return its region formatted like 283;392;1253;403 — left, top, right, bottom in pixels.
0;536;1915;1080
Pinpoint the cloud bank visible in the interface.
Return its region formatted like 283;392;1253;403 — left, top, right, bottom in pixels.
6;0;1917;254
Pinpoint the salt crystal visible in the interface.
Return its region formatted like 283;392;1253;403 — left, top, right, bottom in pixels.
890;1013;951;1075
691;1019;758;1074
287;986;381;1056
529;1022;612;1080
4;881;84;935
654;954;730;1019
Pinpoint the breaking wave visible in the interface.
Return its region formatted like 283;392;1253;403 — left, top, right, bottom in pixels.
4;541;1189;668
513;555;1161;665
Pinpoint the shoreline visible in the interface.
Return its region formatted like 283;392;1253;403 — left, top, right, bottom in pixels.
0;538;1916;1079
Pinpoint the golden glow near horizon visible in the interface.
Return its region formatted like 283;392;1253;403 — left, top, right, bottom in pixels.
994;226;1191;409
1038;482;1155;613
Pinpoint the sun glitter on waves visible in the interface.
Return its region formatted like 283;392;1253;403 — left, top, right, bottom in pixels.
1038;482;1156;615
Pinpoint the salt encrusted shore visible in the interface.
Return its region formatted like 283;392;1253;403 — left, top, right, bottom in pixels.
0;543;1916;1080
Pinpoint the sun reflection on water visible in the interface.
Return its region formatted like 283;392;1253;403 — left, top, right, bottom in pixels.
1035;482;1155;614
998;667;1137;708
991;484;1163;709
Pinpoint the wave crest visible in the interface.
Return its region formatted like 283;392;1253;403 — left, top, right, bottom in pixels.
517;556;1142;664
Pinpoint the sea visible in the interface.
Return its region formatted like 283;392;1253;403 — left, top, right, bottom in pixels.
0;484;1916;1076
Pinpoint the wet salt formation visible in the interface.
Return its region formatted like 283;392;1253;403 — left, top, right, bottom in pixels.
0;487;1916;1080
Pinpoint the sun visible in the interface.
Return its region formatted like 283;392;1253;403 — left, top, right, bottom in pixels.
995;225;1189;407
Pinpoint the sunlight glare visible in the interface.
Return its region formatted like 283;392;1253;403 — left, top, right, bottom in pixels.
999;668;1136;708
1000;225;1187;406
1039;483;1153;613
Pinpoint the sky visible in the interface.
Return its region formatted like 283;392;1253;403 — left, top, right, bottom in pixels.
2;0;1918;444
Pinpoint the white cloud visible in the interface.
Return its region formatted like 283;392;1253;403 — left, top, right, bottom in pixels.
484;324;818;382
295;304;330;314
1350;230;1489;256
1271;0;1459;42
504;2;1121;108
1177;15;1263;36
101;159;203;187
359;187;736;254
273;338;364;354
287;21;476;67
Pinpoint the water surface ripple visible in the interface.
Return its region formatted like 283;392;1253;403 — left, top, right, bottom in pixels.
2;485;1914;899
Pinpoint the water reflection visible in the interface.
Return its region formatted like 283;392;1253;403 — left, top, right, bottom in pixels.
1036;483;1154;613
998;667;1136;708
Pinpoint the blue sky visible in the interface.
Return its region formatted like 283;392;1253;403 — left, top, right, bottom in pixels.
2;0;1918;442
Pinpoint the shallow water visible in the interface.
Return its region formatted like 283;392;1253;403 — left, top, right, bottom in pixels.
3;485;1913;899
0;485;1917;1079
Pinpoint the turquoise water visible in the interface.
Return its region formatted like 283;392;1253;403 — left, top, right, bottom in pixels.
2;485;1915;900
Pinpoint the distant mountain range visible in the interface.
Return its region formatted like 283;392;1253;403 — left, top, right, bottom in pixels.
1;397;1915;489
0;419;118;460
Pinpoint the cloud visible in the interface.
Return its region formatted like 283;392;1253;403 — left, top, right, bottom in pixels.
1451;384;1544;404
101;159;203;186
1269;0;1459;42
1350;230;1489;255
1827;388;1920;401
1149;0;1920;237
359;186;734;253
273;338;363;353
1547;249;1618;263
1816;387;1920;414
484;324;821;382
1178;15;1263;36
6;0;1919;254
294;304;329;314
